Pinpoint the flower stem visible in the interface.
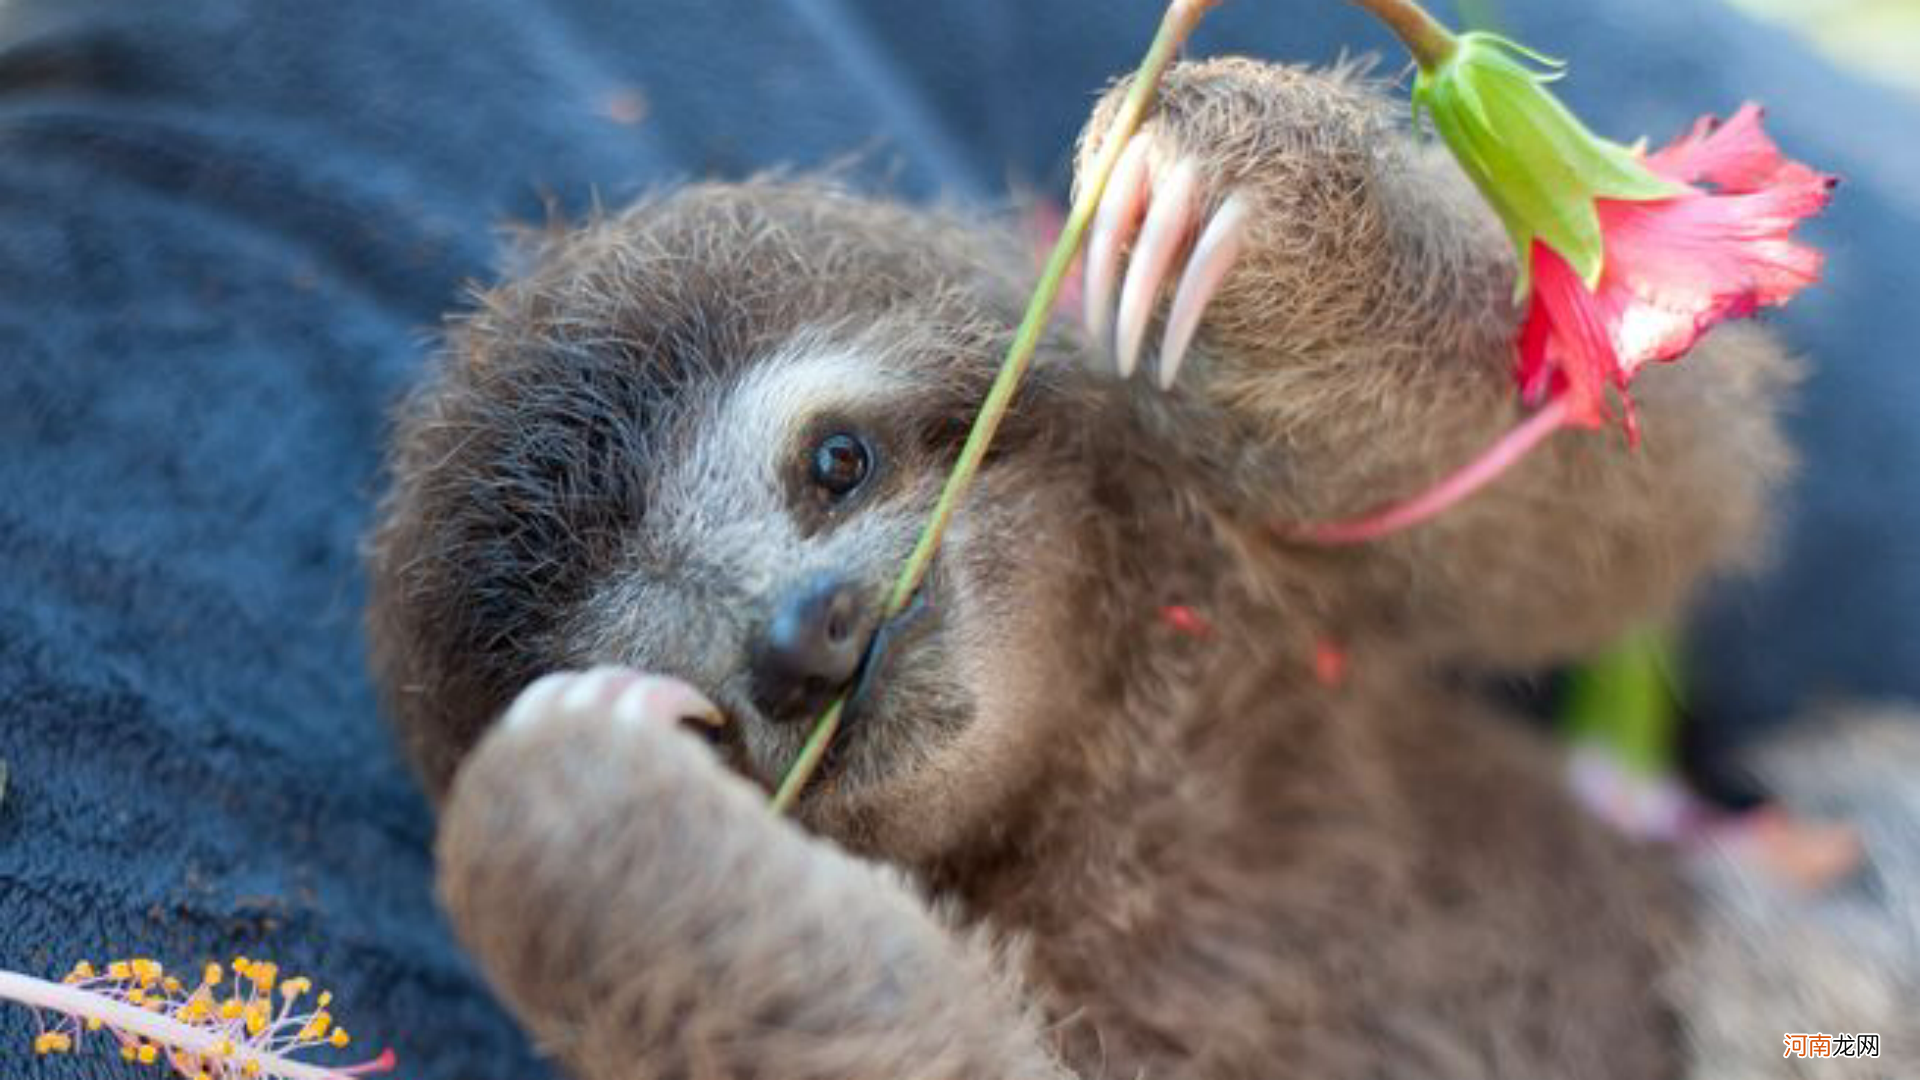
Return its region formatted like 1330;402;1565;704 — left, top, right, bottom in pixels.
879;0;1215;622
768;697;842;814
1296;395;1573;545
1344;0;1458;71
769;0;1220;813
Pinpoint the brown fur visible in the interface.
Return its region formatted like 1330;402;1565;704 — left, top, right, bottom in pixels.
368;60;1799;1079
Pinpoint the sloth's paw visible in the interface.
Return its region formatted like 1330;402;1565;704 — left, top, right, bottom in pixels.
1083;130;1250;390
500;664;723;735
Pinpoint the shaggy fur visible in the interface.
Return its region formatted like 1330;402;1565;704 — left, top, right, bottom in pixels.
369;60;1806;1079
1674;709;1920;1080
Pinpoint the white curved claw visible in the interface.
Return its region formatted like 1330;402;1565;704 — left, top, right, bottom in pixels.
503;666;723;732
1115;158;1199;380
503;671;575;731
1084;133;1155;356
614;673;725;730
1156;193;1250;390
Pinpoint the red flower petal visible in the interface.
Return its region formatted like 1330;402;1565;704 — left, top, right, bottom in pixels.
1515;107;1833;431
1516;283;1557;405
1598;183;1827;376
1522;241;1623;429
1645;103;1795;192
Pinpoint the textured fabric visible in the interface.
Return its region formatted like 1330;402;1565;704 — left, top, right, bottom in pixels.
0;1;1914;1077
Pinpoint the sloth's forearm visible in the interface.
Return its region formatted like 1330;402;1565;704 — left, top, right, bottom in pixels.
437;686;1069;1080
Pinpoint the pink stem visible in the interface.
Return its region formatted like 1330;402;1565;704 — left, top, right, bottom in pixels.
1343;0;1458;72
1295;396;1574;545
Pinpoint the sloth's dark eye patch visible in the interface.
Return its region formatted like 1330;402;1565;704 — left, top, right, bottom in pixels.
809;432;873;498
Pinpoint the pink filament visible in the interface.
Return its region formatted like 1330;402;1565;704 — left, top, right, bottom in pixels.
1295;396;1574;545
340;1048;398;1075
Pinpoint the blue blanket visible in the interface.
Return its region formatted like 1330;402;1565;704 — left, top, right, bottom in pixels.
2;1;1915;1076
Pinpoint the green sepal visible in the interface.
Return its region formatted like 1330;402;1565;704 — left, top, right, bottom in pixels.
1413;32;1682;296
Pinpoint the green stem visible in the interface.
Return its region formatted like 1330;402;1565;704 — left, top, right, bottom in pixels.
1345;0;1459;71
769;0;1218;814
1562;625;1682;776
768;698;842;814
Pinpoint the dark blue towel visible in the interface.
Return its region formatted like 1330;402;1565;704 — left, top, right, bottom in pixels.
2;1;1915;1077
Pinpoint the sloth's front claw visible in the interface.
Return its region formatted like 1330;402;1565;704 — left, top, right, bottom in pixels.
502;665;723;734
1157;192;1249;390
1084;133;1153;360
1115;158;1200;381
1082;132;1248;390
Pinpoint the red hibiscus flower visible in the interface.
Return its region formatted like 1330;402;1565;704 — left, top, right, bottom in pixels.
1296;6;1838;545
1517;104;1837;438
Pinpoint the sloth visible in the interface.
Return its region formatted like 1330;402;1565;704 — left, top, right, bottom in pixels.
365;58;1803;1080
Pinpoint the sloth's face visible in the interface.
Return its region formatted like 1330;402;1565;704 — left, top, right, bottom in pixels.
558;330;1088;855
372;187;1168;854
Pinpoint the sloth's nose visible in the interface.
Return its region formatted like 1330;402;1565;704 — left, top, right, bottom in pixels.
750;573;870;724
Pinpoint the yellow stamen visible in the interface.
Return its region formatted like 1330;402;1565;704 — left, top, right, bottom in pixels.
300;1011;332;1040
31;952;386;1077
33;1031;73;1054
248;961;278;992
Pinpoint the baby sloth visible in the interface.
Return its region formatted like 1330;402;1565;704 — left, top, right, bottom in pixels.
367;59;1796;1080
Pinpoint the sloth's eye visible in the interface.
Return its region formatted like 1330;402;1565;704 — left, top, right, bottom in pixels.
809;432;872;498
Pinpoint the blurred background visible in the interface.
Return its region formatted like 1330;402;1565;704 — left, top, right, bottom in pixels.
1726;0;1920;97
0;2;1915;1078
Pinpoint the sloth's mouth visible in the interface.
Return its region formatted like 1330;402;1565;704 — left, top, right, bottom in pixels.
838;585;935;732
715;579;939;793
